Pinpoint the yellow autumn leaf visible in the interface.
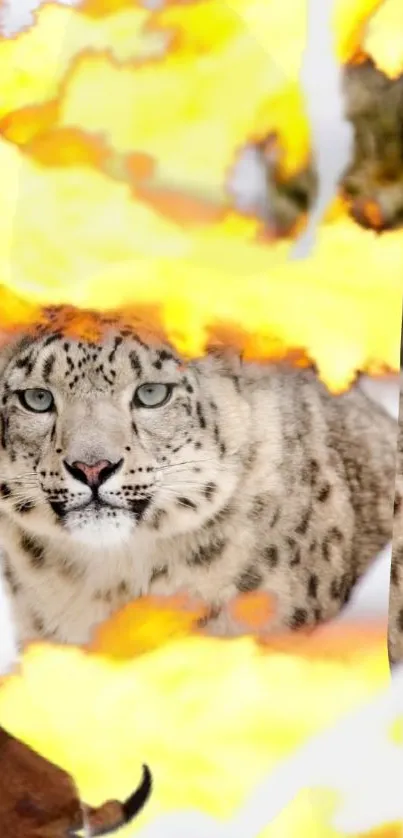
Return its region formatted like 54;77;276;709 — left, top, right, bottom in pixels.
0;1;307;187
0;0;388;187
156;0;308;79
0;0;165;124
362;0;403;79
56;48;285;200
260;789;402;838
0;136;187;300
258;789;340;838
146;0;383;178
0;136;400;391
389;716;403;745
0;611;387;833
250;82;310;177
156;0;383;71
72;223;401;390
41;0;388;190
331;0;384;62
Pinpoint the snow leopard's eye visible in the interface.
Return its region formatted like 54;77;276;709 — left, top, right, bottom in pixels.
133;383;174;408
18;388;54;413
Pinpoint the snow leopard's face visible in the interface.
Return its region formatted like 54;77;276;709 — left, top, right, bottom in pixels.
0;331;248;549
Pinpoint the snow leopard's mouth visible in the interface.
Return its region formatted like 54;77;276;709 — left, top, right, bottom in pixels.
49;496;151;522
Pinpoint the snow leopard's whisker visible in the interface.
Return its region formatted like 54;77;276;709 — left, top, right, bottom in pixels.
8;490;38;499
9;483;39;491
159;469;229;482
157;490;213;506
156;457;231;471
6;484;39;494
157;462;230;475
8;471;38;477
158;496;203;512
6;485;40;497
159;476;213;487
160;483;209;493
157;485;201;495
4;487;40;497
4;473;39;485
10;502;48;513
9;474;38;483
9;493;44;506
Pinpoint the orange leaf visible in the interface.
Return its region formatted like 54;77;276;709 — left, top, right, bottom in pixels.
353;198;384;230
259;620;387;662
134;183;226;227
0;102;59;147
125;152;156;182
26;127;112;169
357;827;403;838
89;594;208;659
80;0;144;17
362;0;403;79
229;591;277;631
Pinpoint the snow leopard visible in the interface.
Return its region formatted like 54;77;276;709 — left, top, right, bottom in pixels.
0;329;396;647
388;389;403;668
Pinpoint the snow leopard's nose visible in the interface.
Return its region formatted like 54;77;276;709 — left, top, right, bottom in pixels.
63;458;123;489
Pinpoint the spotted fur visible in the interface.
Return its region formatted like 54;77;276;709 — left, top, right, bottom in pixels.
0;331;396;645
388;388;403;667
262;60;403;235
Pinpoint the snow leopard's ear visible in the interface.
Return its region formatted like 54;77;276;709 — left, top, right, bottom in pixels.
0;332;35;379
205;347;244;377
